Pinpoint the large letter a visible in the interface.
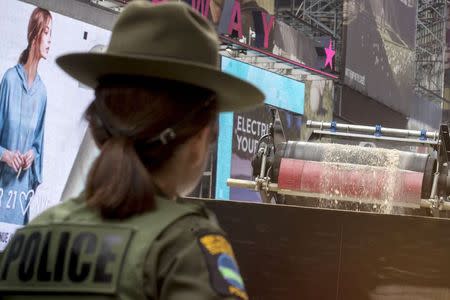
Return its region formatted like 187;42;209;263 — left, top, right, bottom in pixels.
227;0;243;39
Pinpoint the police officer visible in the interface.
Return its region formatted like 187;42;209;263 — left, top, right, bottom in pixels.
0;1;263;299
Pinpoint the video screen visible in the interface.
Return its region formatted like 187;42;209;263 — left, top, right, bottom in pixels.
216;56;304;202
343;0;416;115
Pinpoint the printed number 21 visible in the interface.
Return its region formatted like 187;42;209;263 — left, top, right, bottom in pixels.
6;191;17;209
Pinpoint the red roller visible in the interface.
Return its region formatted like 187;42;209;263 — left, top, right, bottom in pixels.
278;158;423;206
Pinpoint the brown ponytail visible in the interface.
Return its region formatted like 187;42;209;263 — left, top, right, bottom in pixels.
85;76;217;219
19;47;31;66
86;137;155;219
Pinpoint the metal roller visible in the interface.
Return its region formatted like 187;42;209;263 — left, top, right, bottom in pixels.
228;116;450;214
277;158;424;207
276;141;431;172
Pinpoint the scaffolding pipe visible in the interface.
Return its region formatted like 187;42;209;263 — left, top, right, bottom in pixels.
306;120;439;140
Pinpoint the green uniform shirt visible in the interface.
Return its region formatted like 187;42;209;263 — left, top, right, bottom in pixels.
0;194;248;300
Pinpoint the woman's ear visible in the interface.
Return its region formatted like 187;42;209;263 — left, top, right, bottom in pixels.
188;125;212;168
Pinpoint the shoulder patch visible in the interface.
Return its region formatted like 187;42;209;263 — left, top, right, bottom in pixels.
197;232;248;300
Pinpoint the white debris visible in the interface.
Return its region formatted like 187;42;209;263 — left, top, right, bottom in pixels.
318;143;401;214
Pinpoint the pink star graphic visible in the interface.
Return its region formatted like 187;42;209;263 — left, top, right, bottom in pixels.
324;40;335;69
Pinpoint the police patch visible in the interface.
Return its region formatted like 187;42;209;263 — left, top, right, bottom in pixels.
197;232;248;300
0;224;133;295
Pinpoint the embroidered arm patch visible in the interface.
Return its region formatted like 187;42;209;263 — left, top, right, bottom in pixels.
197;232;248;300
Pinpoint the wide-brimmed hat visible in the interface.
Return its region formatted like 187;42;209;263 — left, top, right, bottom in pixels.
56;0;264;112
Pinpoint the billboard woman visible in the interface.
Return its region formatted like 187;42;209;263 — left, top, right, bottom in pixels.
0;8;52;225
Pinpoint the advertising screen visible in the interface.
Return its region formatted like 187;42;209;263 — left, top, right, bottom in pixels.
343;0;416;115
0;0;110;250
216;56;304;202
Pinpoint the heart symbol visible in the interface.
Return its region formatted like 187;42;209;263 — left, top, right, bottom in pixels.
20;190;34;216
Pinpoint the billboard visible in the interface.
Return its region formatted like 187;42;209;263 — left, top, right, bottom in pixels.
343;0;416;115
205;0;275;49
273;21;333;72
184;0;332;73
216;57;304;202
0;0;110;250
